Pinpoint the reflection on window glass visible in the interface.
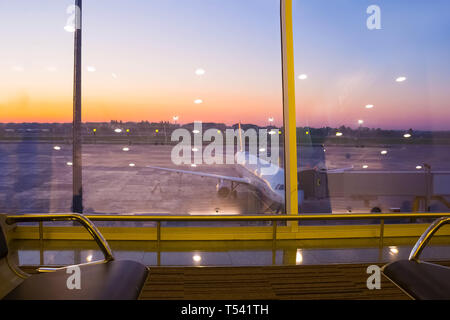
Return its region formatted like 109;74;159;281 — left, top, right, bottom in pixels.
0;1;73;213
293;0;450;214
0;0;286;216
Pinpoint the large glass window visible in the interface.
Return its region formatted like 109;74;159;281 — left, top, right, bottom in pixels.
293;0;450;215
81;0;285;216
0;1;73;213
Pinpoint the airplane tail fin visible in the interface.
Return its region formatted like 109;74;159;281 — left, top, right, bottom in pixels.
238;122;243;152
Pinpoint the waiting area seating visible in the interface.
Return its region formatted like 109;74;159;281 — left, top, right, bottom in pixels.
0;214;148;300
382;217;450;300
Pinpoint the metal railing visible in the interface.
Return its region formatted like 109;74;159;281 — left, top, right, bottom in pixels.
8;212;450;245
409;217;450;261
6;212;450;268
5;213;114;272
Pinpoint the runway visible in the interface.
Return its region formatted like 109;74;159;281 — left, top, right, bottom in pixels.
1;142;449;216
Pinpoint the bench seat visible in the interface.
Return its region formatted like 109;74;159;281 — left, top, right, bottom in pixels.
383;260;450;300
4;260;148;300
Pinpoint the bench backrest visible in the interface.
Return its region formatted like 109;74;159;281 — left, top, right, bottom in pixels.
0;215;25;299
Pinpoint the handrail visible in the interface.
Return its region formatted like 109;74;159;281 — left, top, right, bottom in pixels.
82;213;450;222
5;214;114;267
409;217;450;261
5;213;450;253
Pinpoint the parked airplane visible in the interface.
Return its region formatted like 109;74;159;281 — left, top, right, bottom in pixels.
146;125;351;213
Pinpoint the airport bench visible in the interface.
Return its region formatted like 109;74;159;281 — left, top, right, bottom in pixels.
0;214;148;300
382;217;450;300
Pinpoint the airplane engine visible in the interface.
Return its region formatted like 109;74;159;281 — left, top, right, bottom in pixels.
216;180;230;198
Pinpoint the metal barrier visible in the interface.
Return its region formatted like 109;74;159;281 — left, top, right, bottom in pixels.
7;212;450;246
5;212;450;267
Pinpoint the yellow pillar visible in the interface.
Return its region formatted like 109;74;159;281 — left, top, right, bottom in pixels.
281;0;299;229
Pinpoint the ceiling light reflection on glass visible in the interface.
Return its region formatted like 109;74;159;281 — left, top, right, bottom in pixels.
193;255;202;262
365;104;374;109
66;162;73;166
363;165;369;169
336;132;343;137
296;250;303;265
389;246;399;255
416;165;423;170
53;146;61;151
381;150;388;155
194;99;203;104
114;128;122;133
87;66;96;72
396;76;407;83
195;68;205;76
129;163;136;167
358;120;364;125
298;74;308;80
64;25;75;33
122;147;130;152
403;133;412;138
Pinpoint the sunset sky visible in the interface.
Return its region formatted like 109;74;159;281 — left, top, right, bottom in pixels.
0;0;449;130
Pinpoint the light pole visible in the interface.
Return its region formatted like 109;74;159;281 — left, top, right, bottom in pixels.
72;0;83;213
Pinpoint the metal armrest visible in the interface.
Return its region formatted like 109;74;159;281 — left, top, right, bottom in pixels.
409;217;450;261
5;213;114;272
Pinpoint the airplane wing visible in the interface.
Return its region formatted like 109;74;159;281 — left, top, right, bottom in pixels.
325;166;354;173
146;165;251;184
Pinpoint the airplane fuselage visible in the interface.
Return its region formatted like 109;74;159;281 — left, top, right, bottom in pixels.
234;151;285;205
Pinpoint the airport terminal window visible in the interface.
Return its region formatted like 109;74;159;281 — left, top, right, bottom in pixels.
293;0;450;214
81;0;285;216
0;1;74;214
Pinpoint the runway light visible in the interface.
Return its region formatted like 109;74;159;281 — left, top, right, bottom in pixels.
129;163;136;167
306;131;309;135
193;255;202;262
298;74;308;80
381;150;388;155
126;129;130;133
403;133;412;138
363;165;369;169
278;131;282;135
416;165;423;170
114;128;122;133
396;76;407;83
194;99;203;104
217;130;221;134
155;129;159;133
296;250;303;264
195;68;205;76
122;147;130;152
336;132;343;137
365;104;374;109
53;146;61;151
66;162;73;166
93;128;97;132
